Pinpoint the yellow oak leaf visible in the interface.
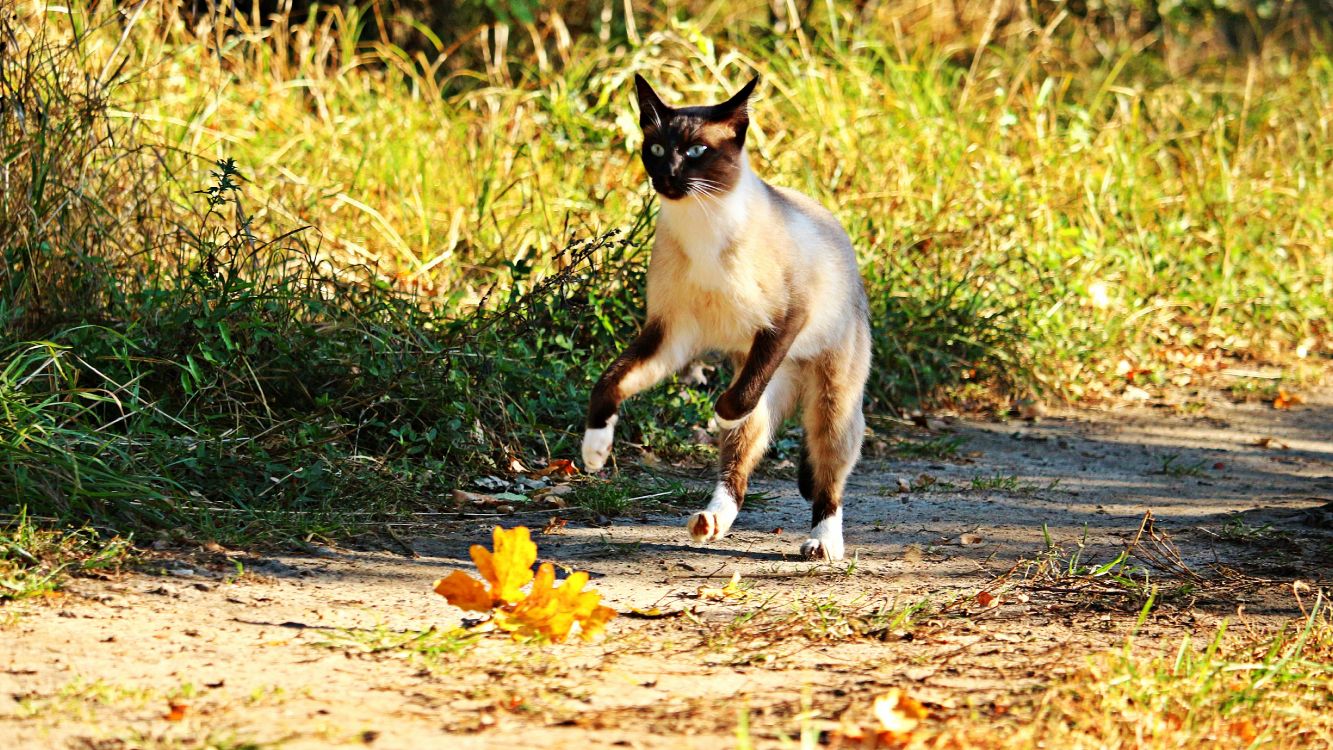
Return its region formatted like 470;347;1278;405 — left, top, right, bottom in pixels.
579;604;617;641
874;688;928;743
495;563;616;642
471;525;537;605
433;570;492;612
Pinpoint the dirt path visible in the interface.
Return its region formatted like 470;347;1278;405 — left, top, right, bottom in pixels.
4;390;1331;749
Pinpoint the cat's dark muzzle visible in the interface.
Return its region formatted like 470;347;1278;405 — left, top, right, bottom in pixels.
652;178;687;201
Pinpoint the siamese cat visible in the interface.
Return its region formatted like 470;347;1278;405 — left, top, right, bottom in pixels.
582;74;871;561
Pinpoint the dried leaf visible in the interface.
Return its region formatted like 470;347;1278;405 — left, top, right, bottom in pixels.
1254;436;1290;450
452;488;496;506
696;571;744;601
1273;390;1304;410
541;517;568;535
873;689;928;742
430;525;614;642
164;702;189;721
495;564;616;642
433;570;492;612
976;591;996;608
471;526;537;605
535;459;578;477
959;532;984;546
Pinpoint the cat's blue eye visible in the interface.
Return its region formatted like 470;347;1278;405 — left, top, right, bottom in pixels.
649;143;665;157
685;144;708;158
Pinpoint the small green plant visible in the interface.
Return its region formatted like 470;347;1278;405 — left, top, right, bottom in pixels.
0;509;132;602
1226;377;1283;403
1156;454;1207;478
1025;524;1155;603
971;473;1021;492
890;435;966;459
312;625;480;673
1218;517;1287;544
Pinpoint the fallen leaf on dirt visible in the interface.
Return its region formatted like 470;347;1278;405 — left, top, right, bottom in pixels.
535;459;578;477
431;526;615;642
873;688;928;741
1228;717;1258;743
958;532;984;546
771;527;783;535
164;702;189;721
1273;390;1304;410
975;591;996;607
434;571;493;612
452;489;497;506
471;526;537;604
1254;436;1290;449
495;564;616;642
506;456;529;473
697;571;744;601
541;517;568;535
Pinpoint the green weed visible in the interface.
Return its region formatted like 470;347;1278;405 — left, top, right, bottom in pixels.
0;509;132;601
4;1;1332;551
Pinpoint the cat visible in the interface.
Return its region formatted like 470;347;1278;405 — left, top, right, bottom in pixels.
581;74;871;561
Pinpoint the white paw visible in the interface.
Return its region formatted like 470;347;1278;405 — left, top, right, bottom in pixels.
800;509;844;561
581;415;617;472
687;485;739;542
714;411;750;431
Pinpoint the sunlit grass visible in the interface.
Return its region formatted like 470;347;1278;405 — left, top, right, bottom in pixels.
72;1;1328;397
4;0;1331;541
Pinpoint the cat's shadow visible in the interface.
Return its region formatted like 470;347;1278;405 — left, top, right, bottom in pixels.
578;540;796;563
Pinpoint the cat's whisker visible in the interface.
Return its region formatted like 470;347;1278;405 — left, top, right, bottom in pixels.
687;187;719;224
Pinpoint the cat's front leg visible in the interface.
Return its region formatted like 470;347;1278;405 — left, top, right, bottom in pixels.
583;319;693;472
713;309;806;429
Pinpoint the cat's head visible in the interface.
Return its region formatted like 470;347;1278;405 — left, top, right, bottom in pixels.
634;74;758;202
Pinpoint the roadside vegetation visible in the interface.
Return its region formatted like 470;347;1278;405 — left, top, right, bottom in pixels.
2;2;1329;547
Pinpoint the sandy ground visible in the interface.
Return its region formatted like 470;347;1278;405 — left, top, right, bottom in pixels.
3;388;1330;749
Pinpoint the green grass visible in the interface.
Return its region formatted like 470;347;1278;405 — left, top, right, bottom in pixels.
2;1;1331;546
888;435;967;460
1156;454;1208;478
0;509;133;601
312;625;480;673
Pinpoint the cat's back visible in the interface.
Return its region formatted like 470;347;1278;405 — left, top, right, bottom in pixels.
762;183;854;256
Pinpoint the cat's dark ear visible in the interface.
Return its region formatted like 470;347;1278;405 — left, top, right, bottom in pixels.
718;76;759;118
712;76;758;143
635;74;669;129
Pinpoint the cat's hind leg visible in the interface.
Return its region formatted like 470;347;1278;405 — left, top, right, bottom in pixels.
797;328;870;561
688;363;799;542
